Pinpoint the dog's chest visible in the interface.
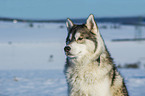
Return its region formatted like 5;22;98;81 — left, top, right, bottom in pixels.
67;66;112;96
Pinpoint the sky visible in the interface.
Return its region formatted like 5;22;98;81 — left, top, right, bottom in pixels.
0;0;145;19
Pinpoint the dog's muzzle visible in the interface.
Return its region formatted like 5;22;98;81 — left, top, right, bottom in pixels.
64;46;71;52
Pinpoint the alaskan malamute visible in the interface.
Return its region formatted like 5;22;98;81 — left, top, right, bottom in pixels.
64;14;128;96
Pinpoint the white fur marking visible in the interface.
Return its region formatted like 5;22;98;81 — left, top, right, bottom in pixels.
75;32;80;40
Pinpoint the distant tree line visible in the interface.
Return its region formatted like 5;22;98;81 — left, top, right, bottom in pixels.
117;61;142;69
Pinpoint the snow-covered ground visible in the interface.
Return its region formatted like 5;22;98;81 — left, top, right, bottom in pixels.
0;69;145;96
0;21;145;69
0;21;145;96
0;22;66;70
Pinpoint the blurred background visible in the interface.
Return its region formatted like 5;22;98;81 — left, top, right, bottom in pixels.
0;0;145;96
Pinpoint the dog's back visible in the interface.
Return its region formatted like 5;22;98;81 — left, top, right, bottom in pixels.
64;14;128;96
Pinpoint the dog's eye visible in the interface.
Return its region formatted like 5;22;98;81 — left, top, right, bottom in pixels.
86;37;89;39
78;37;83;41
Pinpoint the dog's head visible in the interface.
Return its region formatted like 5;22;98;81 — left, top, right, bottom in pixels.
64;14;104;62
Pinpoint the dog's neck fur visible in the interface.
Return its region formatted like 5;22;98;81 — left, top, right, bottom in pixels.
66;45;114;96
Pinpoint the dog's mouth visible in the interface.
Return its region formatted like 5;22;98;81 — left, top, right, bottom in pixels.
65;52;81;59
66;52;75;57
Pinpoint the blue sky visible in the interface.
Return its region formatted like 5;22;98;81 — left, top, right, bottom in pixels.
0;0;145;19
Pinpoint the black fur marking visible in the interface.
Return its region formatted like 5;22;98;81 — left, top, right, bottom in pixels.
97;56;100;66
122;81;129;96
69;24;87;33
111;66;117;86
104;48;117;86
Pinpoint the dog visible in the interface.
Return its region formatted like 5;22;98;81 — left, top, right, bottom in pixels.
64;14;128;96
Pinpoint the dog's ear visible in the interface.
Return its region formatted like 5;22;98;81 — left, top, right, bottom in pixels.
66;18;74;31
86;14;98;34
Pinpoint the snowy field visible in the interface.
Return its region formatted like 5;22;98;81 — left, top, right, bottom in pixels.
0;21;145;96
0;69;145;96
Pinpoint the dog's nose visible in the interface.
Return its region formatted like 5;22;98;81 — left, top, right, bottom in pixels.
64;46;71;52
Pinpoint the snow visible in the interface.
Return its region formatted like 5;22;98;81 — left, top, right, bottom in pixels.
0;42;65;70
106;41;145;66
0;70;67;96
0;21;145;95
0;22;66;70
120;69;145;96
0;69;145;96
0;21;145;69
